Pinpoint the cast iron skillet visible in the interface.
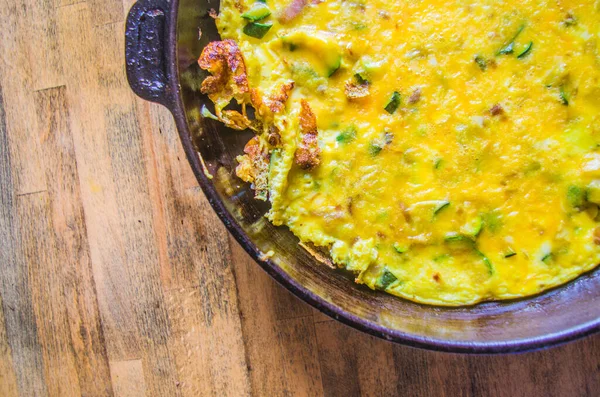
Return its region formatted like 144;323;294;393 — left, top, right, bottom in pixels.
125;0;600;353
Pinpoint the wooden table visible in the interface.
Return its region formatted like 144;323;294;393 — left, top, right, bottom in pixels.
1;1;599;396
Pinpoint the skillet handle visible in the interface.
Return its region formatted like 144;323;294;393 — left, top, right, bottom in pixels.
125;0;176;108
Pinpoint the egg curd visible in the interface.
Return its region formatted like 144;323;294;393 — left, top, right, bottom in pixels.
198;0;600;305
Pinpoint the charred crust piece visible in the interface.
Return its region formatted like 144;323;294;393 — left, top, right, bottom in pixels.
345;81;369;99
294;100;320;170
251;82;295;118
267;125;282;146
250;88;266;116
198;40;253;129
408;88;422;104
345;74;369;99
490;103;504;116
198;39;249;100
220;110;253;130
236;136;269;200
268;82;295;113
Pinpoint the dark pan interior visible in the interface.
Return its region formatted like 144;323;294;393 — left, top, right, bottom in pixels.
173;0;600;352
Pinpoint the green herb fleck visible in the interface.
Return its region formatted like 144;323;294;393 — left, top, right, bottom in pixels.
445;233;473;243
482;210;503;233
393;243;409;254
376;268;398;290
433;200;450;215
524;161;542;175
497;24;526;56
384;91;401;114
559;85;570;105
462;215;483;237
336;126;357;144
351;21;367;31
474;55;488;71
477;251;494;275
517;42;533;59
563;13;577;27
354;73;369;85
243;22;273;39
241;2;271;21
375;210;389;221
567;185;585;208
368;142;383;156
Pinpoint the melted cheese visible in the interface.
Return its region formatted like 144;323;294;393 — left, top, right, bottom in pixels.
215;0;600;305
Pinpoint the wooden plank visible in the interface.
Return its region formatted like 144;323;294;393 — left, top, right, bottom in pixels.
0;1;47;195
140;101;253;396
0;279;19;397
316;319;600;397
463;338;600;397
16;192;83;397
273;285;314;321
314;321;362;396
316;320;478;397
33;86;114;396
121;0;137;19
0;194;49;396
104;101;180;395
110;360;147;397
165;283;251;397
56;0;141;361
89;0;124;26
391;347;468;397
25;0;65;91
0;10;50;394
231;239;324;396
57;4;180;395
276;317;324;396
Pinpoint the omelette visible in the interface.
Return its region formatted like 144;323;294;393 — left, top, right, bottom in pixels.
198;0;600;305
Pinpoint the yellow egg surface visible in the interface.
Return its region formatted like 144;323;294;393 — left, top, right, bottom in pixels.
200;0;600;305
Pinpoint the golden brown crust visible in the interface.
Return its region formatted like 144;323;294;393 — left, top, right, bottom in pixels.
250;82;295;119
235;136;269;200
250;88;264;113
294;100;320;170
198;39;249;100
220;110;253;130
344;81;370;99
268;82;295;113
298;242;336;269
267;125;282;146
198;40;253;129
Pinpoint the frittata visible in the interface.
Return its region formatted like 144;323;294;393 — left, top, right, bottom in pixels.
199;0;600;305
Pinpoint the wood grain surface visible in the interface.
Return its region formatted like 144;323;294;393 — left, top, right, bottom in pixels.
0;1;599;396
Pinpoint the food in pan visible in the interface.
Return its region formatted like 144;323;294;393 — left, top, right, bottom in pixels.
198;0;600;305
